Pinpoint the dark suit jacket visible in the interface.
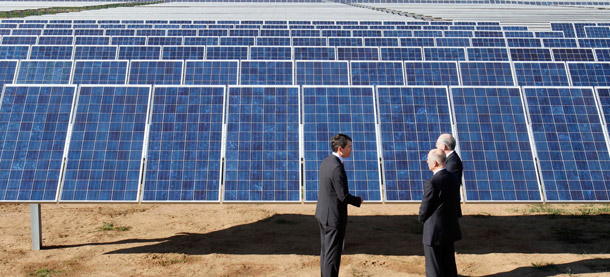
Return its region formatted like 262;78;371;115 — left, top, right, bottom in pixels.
446;151;463;218
418;169;462;246
315;155;361;228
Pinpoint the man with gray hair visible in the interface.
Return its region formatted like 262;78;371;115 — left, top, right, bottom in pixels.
436;133;463;218
419;149;462;277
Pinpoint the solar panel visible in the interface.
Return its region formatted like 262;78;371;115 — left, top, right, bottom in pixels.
111;37;147;46
199;29;228;37
60;85;150;202
295;61;349;86
514;62;570;86
353;30;382;37
568;62;610;86
74;36;110;46
542;38;578;48
148;37;183;46
2;36;37;45
74;46;117;60
504;31;534;38
72;61;128;85
105;29;135;36
377;86;452;201
303;86;381;202
322;30;351;37
184;37;219;46
328;38;363;47
507;38;542;48
143;86;224;202
400;38;435;47
337;47;379;61
452;87;541;201
574;23;597;38
383;30;412;38
551;23;576;38
12;29;41;36
509;48;553;61
414;30;443;38
184;61;238;85
224;86;300;202
240;61;293;85
16;61;72;84
350;62;404;86
128;61;183;85
260;30;290;37
29;46;73;60
364;38;399;47
472;38;506;47
118;46;161;60
75;29;104;36
43;29;73;36
524;87;610;201
167;29;197;37
552;48;596;61
291;30;320;37
535;31;565;38
220;37;255;46
293;37;326;47
444;31;473;38
0;45;29;59
250;47;292;60
467;48;509;61
294;47;335;60
585;26;610;39
579;39;610;48
229;29;259;37
380;47;422;61
424;47;466;61
596;49;610;61
206;46;248;60
459;62;514;86
137;29;166;37
162;46;205;60
404;62;460;86
435;38;471;47
256;37;291;46
0;85;76;201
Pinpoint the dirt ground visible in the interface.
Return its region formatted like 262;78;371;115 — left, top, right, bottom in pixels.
1;203;609;277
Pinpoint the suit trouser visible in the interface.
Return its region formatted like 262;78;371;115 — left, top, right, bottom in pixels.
319;222;346;277
423;243;457;277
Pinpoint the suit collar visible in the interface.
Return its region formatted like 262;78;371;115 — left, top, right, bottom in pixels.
332;152;344;164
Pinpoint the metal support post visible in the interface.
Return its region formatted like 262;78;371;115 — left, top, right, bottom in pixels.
30;204;42;250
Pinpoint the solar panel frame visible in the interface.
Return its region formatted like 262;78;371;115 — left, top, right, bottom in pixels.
404;61;460;86
459;62;515;86
302;85;382;202
118;46;161;60
74;46;117;60
451;86;543;202
523;86;610;202
206;46;248;60
128;60;184;85
295;61;349;86
2;36;37;45
29;46;73;60
142;85;225;202
249;46;292;60
59;85;151;202
509;48;553;61
552;48;596;62
184;60;239;85
337;47;379;61
16;60;73;85
350;61;405;86
224;85;301;202
513;62;571;87
0;84;77;202
424;47;467;61
72;60;129;85
567;62;610;86
161;46;206;60
0;45;29;60
293;47;335;60
466;47;509;61
376;85;453;202
239;60;293;85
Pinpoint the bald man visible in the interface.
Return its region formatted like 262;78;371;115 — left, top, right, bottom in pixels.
436;133;463;218
419;149;462;277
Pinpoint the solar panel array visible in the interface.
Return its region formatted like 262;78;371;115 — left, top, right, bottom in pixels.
1;20;610;203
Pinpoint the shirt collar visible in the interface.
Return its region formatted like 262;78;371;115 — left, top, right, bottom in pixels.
433;168;446;175
332;152;345;164
447;150;455;157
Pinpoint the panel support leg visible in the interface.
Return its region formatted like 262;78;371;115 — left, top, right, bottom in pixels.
30;204;42;250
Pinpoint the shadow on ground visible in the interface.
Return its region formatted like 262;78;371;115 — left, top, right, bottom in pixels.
481;258;610;276
45;213;610;258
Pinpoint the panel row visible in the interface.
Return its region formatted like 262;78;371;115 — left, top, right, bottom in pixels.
1;60;610;87
0;85;609;203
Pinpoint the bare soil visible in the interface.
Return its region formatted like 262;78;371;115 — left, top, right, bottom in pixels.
1;203;609;276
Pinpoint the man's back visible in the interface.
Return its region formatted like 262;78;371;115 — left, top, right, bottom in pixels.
419;169;462;246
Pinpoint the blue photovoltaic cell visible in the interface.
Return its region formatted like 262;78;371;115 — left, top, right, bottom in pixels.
74;36;110;46
292;37;327;47
2;36;37;45
436;38;470;47
295;61;349;85
381;47;422;61
364;38;399;47
377;87;452;201
460;62;514;86
0;61;17;89
400;38;435;47
507;38;542;48
111;37;147;46
337;47;379;60
535;31;564;38
137;29;165;36
250;47;292;60
16;61;72;84
596;49;610;61
74;46;117;60
543;38;578;48
72;61;128;85
525;87;610;201
61;86;150;201
552;48;595;62
472;38;506;47
294;47;335;60
329;38;363;47
514;62;570;86
585;27;610;38
224;87;300;202
350;62;404;85
183;37;219;46
575;23;596;38
568;63;610;86
579;39;610;48
256;37;291;46
206;46;248;60
0;86;75;201
29;46;73;60
184;61;238;85
424;48;466;61
37;36;73;45
129;61;183;85
467;48;509;61
551;23;576;38
240;61;293;85
0;46;29;59
162;46;205;60
148;37;183;46
510;48;552;61
452;87;541;201
118;46;161;60
220;37;255;46
303;87;381;202
404;62;459;86
143;86;224;202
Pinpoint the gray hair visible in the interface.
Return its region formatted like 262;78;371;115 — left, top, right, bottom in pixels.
438;133;456;151
428;149;446;165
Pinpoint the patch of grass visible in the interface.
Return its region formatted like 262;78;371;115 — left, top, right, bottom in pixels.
148;253;190;266
98;222;130;232
29;268;61;277
524;205;566;215
577;205;610;215
531;262;557;271
472;212;491;218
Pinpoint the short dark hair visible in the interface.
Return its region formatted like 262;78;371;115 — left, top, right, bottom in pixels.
331;133;352;152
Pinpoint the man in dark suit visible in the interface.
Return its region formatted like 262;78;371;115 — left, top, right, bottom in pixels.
315;133;363;277
419;149;462;277
436;133;463;218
